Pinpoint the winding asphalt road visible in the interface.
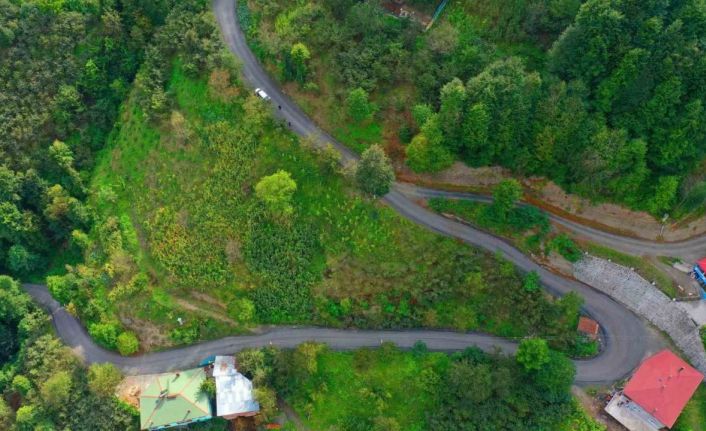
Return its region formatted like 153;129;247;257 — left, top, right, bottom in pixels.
25;284;520;375
18;0;666;387
398;184;706;261
213;0;659;384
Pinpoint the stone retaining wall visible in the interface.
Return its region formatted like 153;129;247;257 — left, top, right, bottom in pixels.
574;256;706;374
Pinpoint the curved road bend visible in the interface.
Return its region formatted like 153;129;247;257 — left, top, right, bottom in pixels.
26;284;518;374
214;0;658;383
18;0;657;387
214;1;706;261
398;184;706;261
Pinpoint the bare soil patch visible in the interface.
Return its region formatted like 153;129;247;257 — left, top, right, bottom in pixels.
175;297;236;325
398;162;508;190
572;386;625;431
119;313;170;351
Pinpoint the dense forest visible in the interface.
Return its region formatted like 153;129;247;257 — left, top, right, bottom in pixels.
0;0;172;275
245;0;706;216
0;276;139;430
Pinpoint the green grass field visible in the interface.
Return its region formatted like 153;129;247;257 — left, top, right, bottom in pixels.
290;347;446;430
674;385;706;431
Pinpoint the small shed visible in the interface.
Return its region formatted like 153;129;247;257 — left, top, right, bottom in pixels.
139;368;212;430
213;356;260;419
577;316;600;340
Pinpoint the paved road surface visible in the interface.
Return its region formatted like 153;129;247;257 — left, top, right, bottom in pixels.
26;283;518;374
24;282;653;384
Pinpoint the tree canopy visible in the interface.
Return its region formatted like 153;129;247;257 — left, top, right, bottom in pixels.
356;145;395;196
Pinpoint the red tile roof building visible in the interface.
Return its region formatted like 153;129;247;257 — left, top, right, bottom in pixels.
620;350;703;428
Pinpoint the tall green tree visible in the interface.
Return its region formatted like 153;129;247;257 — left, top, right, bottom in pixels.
41;371;72;409
439;77;467;153
516;337;550;371
465;58;542;170
490;179;523;222
406;114;454;173
462;103;491;165
289;42;311;84
255;170;298;219
356;145;395;196
346;87;376;123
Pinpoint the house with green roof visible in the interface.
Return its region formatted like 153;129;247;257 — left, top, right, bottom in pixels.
139;368;213;430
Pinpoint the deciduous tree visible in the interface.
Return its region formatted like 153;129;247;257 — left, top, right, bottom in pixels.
346;87;376;123
516;337;550;371
355;145;394;196
255;170;298;219
490;179;523;222
88;363;123;398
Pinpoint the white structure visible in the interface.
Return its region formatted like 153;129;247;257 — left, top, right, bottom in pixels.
213;356;259;419
605;393;664;431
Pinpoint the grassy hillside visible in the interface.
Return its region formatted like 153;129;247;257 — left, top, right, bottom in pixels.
44;54;584;352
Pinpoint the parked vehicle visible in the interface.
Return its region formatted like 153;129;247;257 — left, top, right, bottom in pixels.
255;87;270;101
690;258;706;298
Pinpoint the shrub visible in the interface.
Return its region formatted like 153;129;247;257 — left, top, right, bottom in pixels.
516;338;550;371
489;179;523;222
346;87;376;123
506;205;550;234
116;331;139;356
200;378;216;398
7;244;40;274
88;363;123;398
523;271;541;292
15;405;37;430
12;375;31;396
228;297;256;324
47;275;77;306
89;322;119;349
398;124;413;144
41;371;72;409
549;234;582;263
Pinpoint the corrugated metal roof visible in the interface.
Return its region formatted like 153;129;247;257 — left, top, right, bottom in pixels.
214;356;260;417
139;368;212;430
